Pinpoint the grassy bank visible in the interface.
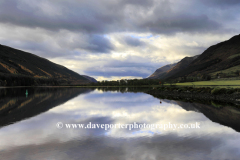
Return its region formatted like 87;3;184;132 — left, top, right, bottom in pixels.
174;80;240;88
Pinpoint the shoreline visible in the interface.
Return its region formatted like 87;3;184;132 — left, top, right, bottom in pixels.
146;88;240;107
2;84;240;88
2;85;240;105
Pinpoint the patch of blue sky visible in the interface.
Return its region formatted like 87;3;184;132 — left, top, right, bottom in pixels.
132;130;161;135
130;34;159;39
103;34;110;39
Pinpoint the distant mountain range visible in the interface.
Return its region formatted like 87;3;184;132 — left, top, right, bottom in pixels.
149;34;240;80
82;75;98;83
0;44;97;86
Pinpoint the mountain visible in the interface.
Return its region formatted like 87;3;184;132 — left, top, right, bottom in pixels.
82;75;98;83
148;55;198;79
0;44;94;86
150;34;240;80
148;63;176;79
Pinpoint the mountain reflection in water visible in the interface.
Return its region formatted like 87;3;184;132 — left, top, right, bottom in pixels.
0;87;240;160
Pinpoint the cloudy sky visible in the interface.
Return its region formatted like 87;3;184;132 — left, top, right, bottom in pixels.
0;0;240;80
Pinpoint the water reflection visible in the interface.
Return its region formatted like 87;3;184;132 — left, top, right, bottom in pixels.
0;87;240;160
175;101;240;132
0;87;94;127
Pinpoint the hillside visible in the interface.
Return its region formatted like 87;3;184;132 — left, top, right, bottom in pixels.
150;34;240;80
0;44;94;86
170;34;240;79
148;63;176;79
163;55;199;79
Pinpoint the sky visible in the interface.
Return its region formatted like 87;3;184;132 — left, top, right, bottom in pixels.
0;0;240;81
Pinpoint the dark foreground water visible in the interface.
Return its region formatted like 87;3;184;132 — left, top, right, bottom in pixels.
0;87;240;160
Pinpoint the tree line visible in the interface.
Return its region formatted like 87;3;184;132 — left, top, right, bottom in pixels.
0;74;59;86
86;79;164;86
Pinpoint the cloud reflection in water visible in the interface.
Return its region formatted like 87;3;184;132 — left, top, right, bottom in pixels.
0;88;240;160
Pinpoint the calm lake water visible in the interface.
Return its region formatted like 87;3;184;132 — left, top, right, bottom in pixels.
0;87;240;160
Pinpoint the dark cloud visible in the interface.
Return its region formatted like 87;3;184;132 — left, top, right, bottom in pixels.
0;33;114;58
140;14;221;34
85;35;114;53
201;0;240;7
120;0;154;6
123;36;145;47
0;0;233;35
54;34;114;54
0;0;120;33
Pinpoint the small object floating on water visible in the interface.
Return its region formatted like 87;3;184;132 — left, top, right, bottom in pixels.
160;100;162;104
26;89;28;97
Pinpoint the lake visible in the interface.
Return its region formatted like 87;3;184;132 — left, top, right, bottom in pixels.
0;87;240;160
